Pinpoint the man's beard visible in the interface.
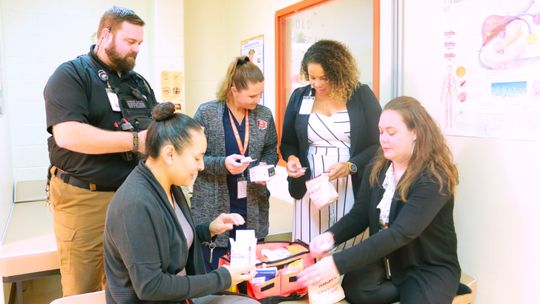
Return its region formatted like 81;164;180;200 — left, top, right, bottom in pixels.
105;40;137;73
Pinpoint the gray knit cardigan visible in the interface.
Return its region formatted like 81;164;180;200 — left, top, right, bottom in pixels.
191;101;278;247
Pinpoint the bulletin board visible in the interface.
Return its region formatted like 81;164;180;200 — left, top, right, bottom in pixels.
274;0;380;139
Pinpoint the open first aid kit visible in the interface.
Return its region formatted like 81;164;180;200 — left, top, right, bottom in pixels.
219;240;316;300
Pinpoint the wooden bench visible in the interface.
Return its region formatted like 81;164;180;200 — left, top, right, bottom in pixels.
1;181;59;304
1;234;59;304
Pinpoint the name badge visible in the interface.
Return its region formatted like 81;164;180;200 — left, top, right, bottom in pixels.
299;96;315;115
106;88;121;112
237;176;247;199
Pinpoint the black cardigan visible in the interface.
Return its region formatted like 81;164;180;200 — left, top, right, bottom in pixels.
280;84;381;199
329;164;461;298
104;161;231;303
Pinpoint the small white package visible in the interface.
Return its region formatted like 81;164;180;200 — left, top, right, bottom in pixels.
229;230;257;268
305;174;338;210
308;275;345;304
249;164;276;182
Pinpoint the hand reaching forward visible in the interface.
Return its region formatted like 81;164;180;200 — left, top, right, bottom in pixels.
225;154;250;175
209;213;245;237
326;162;350;181
309;232;335;258
297;255;339;287
222;264;256;287
286;155;306;178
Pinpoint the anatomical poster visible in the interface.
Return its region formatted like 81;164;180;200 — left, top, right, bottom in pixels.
442;0;540;140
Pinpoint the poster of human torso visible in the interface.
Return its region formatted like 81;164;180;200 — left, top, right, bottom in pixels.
442;0;540;140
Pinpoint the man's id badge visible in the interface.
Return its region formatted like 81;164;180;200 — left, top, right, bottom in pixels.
106;88;121;112
299;96;315;115
237;176;247;199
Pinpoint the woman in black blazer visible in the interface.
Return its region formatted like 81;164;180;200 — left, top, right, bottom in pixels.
298;96;461;304
280;40;381;247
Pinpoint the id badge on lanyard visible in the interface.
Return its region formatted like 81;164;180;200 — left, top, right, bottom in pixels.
237;176;247;199
299;95;315;115
106;87;121;112
228;108;250;200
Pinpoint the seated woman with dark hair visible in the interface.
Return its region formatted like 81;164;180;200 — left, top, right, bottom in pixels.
104;102;258;304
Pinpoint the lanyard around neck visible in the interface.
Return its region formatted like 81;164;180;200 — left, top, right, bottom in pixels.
227;108;249;155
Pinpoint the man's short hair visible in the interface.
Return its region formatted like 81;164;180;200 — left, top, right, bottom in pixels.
97;6;145;39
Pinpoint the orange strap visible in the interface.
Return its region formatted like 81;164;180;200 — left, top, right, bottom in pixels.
228;109;249;155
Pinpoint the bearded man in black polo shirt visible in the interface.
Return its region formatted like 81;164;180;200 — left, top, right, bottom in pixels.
44;6;157;296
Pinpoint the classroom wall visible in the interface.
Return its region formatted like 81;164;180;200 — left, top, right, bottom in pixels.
0;0;185;187
0;0;154;184
0;0;13;243
149;0;185;110
184;0;301;116
402;1;540;303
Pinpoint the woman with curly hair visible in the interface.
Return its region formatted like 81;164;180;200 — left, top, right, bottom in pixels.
280;40;381;247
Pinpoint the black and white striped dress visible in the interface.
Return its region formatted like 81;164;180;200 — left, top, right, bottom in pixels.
293;110;364;249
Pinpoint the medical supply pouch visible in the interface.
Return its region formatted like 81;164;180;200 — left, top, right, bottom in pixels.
219;240;315;301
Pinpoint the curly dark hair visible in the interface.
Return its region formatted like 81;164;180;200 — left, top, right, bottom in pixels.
300;40;359;100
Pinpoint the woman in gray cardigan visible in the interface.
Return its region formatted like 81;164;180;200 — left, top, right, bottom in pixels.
192;56;278;270
104;102;258;303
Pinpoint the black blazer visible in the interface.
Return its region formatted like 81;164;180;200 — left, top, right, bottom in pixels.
329;164;461;299
280;84;381;199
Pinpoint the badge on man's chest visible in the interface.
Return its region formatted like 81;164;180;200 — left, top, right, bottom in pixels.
299;96;315;115
106;88;121;112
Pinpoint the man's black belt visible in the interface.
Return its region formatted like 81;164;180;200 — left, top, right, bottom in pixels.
53;167;117;192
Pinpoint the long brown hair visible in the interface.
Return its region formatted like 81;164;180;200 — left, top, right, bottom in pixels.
369;96;459;201
216;56;264;102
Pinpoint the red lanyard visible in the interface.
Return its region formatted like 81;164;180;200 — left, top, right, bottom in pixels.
228;109;249;155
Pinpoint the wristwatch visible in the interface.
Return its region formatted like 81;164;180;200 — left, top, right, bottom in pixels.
346;162;358;174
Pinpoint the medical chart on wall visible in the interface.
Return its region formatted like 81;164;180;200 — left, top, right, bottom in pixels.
441;0;540;140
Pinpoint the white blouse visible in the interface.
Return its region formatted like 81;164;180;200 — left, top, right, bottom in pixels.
377;164;396;227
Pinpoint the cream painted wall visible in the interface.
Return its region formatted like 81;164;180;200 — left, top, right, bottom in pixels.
0;0;185;185
0;0;154;184
402;1;540;303
150;0;185;110
0;0;14;244
184;0;301;116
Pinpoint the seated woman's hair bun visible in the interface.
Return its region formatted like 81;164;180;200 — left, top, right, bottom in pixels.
152;102;176;122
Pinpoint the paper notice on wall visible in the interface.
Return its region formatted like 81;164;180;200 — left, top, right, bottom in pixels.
160;71;183;108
